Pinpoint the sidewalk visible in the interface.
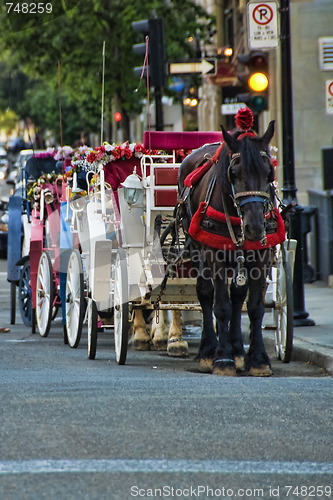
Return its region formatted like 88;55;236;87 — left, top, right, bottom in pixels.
263;281;333;375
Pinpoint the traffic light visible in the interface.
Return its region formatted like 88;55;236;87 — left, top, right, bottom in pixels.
132;17;167;89
114;112;122;123
236;51;269;112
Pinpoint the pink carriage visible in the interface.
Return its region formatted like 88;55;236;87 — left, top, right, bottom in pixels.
29;165;73;339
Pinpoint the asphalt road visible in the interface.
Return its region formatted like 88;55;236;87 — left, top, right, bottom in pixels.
0;264;332;500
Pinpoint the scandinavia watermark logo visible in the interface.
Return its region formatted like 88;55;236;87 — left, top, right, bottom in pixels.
2;0;77;32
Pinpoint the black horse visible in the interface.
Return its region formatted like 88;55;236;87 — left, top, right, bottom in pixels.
177;120;284;376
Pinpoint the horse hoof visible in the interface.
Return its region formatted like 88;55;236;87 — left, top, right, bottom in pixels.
248;365;273;377
167;339;189;358
133;339;151;351
199;358;213;373
234;356;245;372
152;340;167;351
212;365;237;376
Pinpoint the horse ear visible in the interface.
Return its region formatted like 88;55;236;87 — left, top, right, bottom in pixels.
220;125;237;152
262;120;275;145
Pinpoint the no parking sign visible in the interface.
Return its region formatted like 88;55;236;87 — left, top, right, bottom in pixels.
248;1;279;49
326;80;333;114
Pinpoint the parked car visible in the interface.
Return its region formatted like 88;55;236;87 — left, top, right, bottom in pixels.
14;149;34;170
0;146;7;158
6;149;41;190
0;198;9;257
7;138;28;154
0;158;9;180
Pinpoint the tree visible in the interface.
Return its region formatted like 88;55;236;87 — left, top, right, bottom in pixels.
0;109;19;138
22;82;85;146
0;0;214;141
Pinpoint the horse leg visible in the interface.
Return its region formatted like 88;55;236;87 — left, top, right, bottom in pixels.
151;310;168;351
196;274;217;373
213;273;236;376
167;310;189;357
229;282;247;372
132;310;151;351
246;261;272;376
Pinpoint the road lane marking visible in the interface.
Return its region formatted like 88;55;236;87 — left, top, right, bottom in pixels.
0;459;332;475
3;339;37;342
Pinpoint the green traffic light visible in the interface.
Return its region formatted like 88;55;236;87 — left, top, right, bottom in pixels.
250;94;268;112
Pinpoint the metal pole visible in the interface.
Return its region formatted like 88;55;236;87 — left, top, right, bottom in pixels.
155;86;164;131
280;0;315;326
101;41;106;144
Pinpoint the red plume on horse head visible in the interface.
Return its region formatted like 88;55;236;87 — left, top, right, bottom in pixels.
235;107;254;131
213;107;255;162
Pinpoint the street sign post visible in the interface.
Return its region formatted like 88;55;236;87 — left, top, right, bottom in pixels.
248;1;279;49
169;58;217;76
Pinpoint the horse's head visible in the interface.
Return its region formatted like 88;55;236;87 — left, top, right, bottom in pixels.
221;121;275;242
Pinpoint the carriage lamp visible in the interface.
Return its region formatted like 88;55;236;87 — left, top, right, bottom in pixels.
43;189;54;204
121;168;144;206
69;188;87;212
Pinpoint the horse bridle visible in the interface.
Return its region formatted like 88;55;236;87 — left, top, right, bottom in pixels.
228;151;272;209
225;150;275;246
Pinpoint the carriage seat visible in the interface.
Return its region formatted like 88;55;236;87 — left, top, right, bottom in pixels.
143;131;222;209
151;165;178;207
25;156;60;180
143;131;222;151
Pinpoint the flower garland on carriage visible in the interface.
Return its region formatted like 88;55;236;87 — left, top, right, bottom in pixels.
26;141;193;205
26;148;68;204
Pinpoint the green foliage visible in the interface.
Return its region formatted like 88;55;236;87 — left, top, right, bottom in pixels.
23;83;84;146
0;0;214;140
0;108;19;136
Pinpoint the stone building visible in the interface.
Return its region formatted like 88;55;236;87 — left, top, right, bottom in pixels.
198;0;333;205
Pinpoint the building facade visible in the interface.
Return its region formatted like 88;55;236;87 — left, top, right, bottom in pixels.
198;0;333;204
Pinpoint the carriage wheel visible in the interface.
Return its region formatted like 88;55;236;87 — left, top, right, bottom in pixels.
10;281;16;325
36;251;54;337
65;249;85;348
87;298;98;359
113;249;129;365
18;260;33;327
274;246;294;363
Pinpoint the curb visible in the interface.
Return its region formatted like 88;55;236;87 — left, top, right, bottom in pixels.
291;339;333;376
264;333;333;375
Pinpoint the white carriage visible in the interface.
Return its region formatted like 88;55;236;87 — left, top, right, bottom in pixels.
64;132;222;363
64;160;114;358
64;131;296;365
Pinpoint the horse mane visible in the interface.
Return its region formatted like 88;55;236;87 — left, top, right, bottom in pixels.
217;129;271;195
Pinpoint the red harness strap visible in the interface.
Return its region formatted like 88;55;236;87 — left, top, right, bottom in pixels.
184;141;225;188
184;160;214;188
189;203;285;250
